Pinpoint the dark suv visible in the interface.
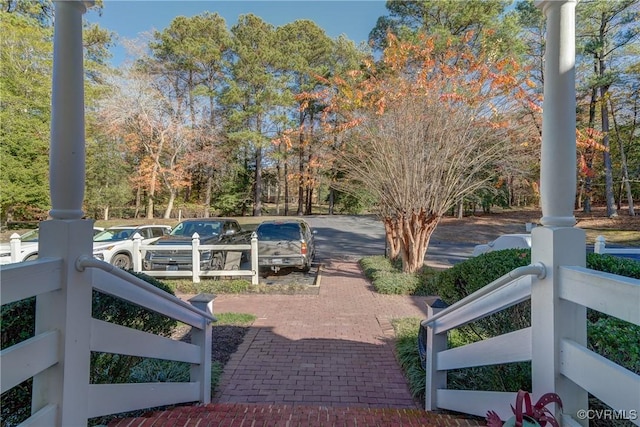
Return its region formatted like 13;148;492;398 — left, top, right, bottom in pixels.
256;219;316;276
143;218;249;272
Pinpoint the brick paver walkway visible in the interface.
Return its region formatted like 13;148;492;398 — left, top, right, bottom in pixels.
212;260;430;408
108;261;486;426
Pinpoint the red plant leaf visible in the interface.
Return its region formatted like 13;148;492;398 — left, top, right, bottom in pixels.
486;410;504;427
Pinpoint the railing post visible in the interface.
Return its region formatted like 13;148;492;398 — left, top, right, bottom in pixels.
132;233;142;272
188;293;216;403
33;220;94;426
594;235;605;254
533;0;587;424
531;227;587;424
192;233;201;283
9;233;21;263
250;232;259;285
423;298;448;410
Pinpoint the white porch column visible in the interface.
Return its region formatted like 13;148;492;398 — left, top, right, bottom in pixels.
532;1;587;425
49;0;91;220
32;2;95;426
536;0;578;228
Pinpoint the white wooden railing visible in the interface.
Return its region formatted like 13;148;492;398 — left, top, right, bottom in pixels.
0;254;215;426
595;235;640;257
423;260;640;426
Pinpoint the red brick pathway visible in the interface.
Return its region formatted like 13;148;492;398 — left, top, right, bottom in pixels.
108;261;486;426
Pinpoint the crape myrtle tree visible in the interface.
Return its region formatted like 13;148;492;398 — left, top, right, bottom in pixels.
369;0;536;215
316;33;530;273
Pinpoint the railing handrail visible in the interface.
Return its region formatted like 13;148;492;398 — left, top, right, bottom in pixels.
423;262;546;327
76;255;215;322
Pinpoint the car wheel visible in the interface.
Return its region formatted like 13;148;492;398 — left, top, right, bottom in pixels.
24;253;39;262
111;253;132;270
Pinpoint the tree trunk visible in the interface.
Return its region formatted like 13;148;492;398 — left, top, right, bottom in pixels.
203;173;213;218
103;206;109;221
385;209;439;273
383;217;401;260
253;146;262;216
328;187;335;215
306;187;313;215
584;57;599;214
134;186;141;218
297;143;305;216
609;98;635;216
164;189;176;219
600;81;617;217
284;161;289;216
276;160;281;215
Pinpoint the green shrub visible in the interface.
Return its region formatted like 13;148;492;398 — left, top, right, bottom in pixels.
129;358;190;383
586;253;640;279
359;256;396;278
372;270;421;294
426;249;532;354
589;316;640;375
90;271;177;386
359;256;434;295
392;318;425;400
426;249;531;304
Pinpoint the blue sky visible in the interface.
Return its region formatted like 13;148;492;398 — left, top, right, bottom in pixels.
86;1;389;65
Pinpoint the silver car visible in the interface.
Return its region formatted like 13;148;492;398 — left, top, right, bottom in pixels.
93;224;172;269
256;219;316;275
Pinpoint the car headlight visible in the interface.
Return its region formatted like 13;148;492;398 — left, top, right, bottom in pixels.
93;253;104;261
200;250;212;260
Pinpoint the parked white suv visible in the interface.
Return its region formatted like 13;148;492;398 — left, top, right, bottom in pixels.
0;227;104;265
93;225;172;269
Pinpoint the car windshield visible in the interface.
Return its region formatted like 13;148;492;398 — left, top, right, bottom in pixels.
170;221;221;237
20;229;40;242
93;228;136;242
257;223;301;241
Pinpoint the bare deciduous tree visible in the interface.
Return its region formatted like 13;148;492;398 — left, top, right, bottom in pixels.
321;33;530;273
339;91;507;272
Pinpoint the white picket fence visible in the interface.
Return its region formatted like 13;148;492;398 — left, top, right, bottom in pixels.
595;235;640;257
131;232;260;285
5;232;261;284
